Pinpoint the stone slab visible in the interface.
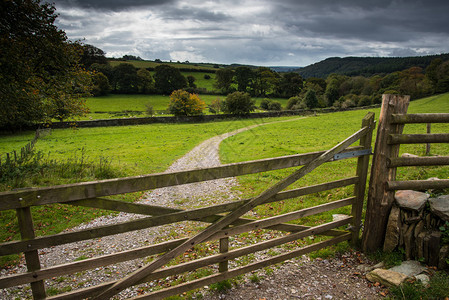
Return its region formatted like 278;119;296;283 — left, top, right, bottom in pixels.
383;205;401;252
389;260;426;277
366;268;408;287
395;190;429;212
429;195;449;222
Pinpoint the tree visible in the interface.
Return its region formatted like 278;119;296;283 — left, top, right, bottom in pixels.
214;68;234;93
168;90;206;116
234;66;254;92
137;68;154;94
154;65;187;94
113;63;139;94
251;67;279;96
0;0;92;128
304;89;318;109
187;75;196;88
80;44;108;69
276;72;303;97
222;92;255;115
91;72;111;96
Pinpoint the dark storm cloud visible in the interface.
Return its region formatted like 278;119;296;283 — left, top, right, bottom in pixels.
51;0;449;66
271;0;449;41
52;0;174;10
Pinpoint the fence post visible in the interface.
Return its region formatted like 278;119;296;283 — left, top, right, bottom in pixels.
426;123;431;155
351;112;375;244
218;235;229;273
361;94;410;253
16;207;46;299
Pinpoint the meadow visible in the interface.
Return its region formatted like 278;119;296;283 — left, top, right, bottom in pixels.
0;93;448;266
84;94;289;120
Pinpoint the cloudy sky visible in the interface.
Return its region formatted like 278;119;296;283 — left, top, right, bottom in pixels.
51;0;449;67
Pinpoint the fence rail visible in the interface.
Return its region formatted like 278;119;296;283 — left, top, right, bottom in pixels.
0;113;375;299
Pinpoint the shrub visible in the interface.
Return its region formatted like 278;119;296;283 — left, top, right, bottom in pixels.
168;90;206;116
145;103;154;116
286;96;301;110
357;95;371;107
204;74;211;80
222;91;255;115
260;98;271;110
209;98;223;114
268;101;282;111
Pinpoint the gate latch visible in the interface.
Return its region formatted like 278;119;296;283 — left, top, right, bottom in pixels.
333;148;372;161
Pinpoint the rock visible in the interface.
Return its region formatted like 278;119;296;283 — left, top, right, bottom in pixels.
415;274;430;285
389;261;426;277
414;220;425;239
428;231;441;267
438;245;449;270
429;195;449;222
395;190;429;212
416;231;427;260
372;262;385;269
366;269;408;287
383;205;401;252
403;224;416;260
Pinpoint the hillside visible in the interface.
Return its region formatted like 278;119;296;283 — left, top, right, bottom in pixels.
297;53;449;78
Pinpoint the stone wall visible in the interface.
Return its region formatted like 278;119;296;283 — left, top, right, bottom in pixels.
383;188;449;269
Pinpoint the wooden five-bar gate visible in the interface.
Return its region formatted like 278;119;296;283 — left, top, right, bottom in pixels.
0;112;375;299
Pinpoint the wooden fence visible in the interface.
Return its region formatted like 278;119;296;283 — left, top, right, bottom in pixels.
0;113;375;299
0;128;51;169
362;94;449;252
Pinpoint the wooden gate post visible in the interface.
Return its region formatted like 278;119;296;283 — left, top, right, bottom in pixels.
351;112;375;244
361;94;410;253
16;207;46;299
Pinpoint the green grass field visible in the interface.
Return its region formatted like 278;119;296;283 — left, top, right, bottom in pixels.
84;94;288;119
108;60;220;72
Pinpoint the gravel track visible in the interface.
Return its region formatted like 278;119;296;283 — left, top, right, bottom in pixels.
1;118;383;299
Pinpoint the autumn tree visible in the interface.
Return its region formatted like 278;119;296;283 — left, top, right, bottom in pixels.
0;0;92;128
168;90;206;116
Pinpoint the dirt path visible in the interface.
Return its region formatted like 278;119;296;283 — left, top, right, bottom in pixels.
1;117;384;299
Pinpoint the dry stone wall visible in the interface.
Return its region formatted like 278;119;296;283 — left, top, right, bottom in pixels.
383;187;449;269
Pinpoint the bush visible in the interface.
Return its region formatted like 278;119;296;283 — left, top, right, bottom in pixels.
286;96;301;110
168;90;206;116
145;103;154;116
222;92;255;115
208;98;223;114
260;99;282;111
204;74;211;80
268;101;282;111
260;98;271;110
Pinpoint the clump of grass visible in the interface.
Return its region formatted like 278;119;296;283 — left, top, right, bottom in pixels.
209;279;232;292
389;272;449;299
0;148;123;190
367;249;404;268
249;273;261;283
